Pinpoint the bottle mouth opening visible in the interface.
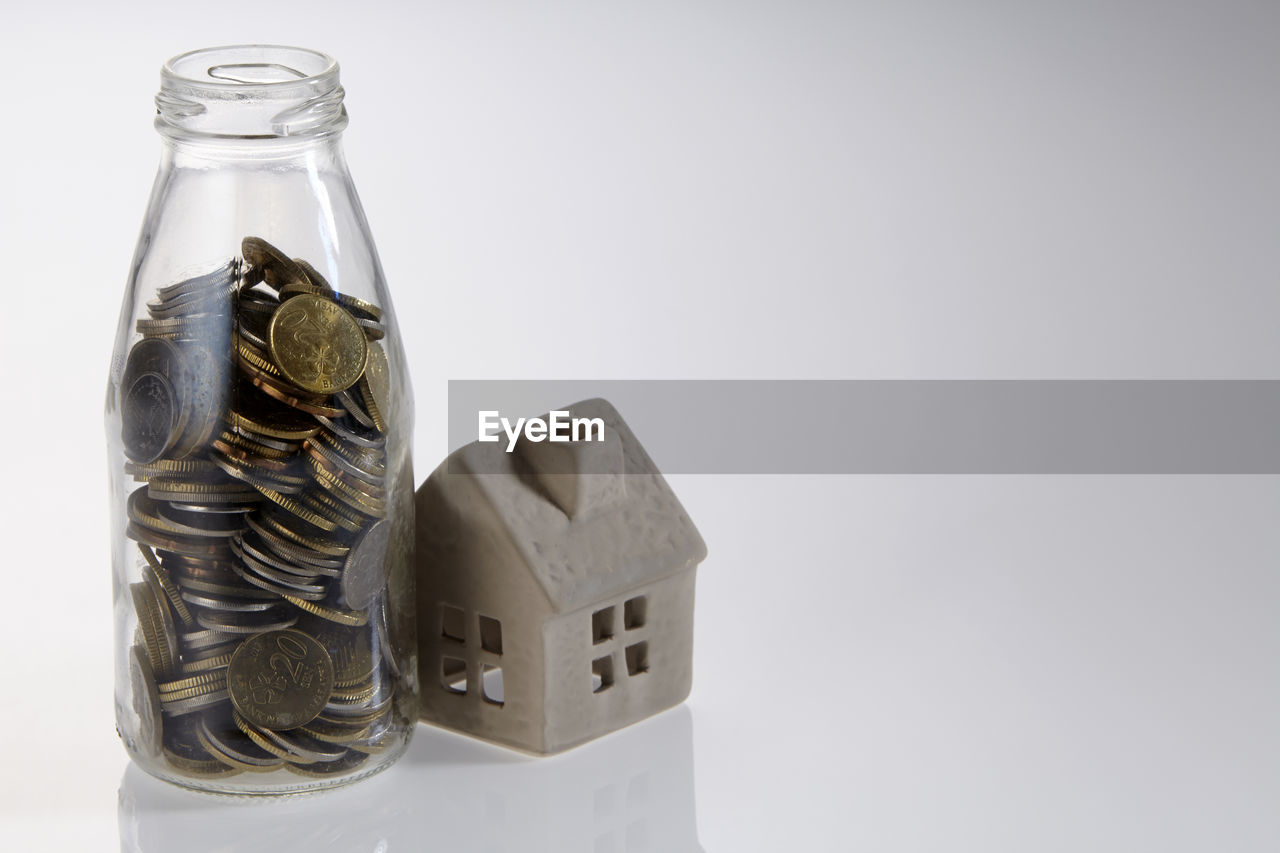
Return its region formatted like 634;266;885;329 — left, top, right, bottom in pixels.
157;45;347;140
163;45;338;94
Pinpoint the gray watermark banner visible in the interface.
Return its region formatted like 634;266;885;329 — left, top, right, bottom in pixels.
448;380;1280;474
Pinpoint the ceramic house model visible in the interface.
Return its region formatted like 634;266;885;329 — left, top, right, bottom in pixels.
414;398;707;754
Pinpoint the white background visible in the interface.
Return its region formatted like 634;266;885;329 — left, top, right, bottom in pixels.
1;1;1277;850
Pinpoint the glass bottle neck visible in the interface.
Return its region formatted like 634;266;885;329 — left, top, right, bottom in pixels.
156;45;348;144
161;132;348;167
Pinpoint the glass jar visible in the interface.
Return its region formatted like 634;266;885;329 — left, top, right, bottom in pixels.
105;45;418;794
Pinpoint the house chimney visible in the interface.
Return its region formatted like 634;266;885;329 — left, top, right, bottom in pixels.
517;423;627;520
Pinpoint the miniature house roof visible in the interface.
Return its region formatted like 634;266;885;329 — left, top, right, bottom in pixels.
446;398;707;614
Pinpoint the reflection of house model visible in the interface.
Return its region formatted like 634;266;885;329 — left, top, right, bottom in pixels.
415;398;708;754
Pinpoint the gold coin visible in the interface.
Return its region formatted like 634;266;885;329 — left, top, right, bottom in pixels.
131;582;177;677
180;651;235;674
227;629;335;731
256;488;339;532
283;750;368;778
328;681;376;704
241;237;309;291
157;666;227;696
163;748;242;778
212;432;297;465
306;460;388;517
125;458;219;481
234;713;350;765
226;408;319;442
239;725;294;761
130;489;241;542
146;479;259;496
196;716;283;773
300;719;371;745
242;363;347;418
268;294;368;395
250;514;348;557
235;335;283;378
304;450;386;498
138;544;195;627
281;594;370;627
299;491;363;532
361;342;390;433
277;281;333;301
294;258;334;292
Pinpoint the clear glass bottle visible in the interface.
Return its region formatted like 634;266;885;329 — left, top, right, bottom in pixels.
106;45;418;794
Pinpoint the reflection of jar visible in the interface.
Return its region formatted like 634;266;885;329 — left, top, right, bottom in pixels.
105;46;417;794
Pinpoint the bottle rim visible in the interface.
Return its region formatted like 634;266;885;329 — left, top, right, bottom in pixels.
162;45;339;94
157;45;347;140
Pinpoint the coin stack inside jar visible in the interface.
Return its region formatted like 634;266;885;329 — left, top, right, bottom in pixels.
121;237;401;781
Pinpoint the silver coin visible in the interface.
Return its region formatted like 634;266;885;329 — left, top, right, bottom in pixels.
230;537;326;585
180;628;241;651
198;714;284;770
154;259;238;302
305;435;384;481
210;450;307;495
195;608;297;635
341;520;389;610
130;645;163;757
181;589;284;613
160;687;230;716
235;532;342;579
374;594;400;679
167;499;256;514
249;723;349;764
122;372;179;463
313;415;386;450
230;554;328;601
336;390;376;429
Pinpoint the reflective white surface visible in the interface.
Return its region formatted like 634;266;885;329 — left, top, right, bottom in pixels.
118;706;701;853
3;476;1279;851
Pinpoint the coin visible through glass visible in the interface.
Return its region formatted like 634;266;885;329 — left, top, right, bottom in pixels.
122;372;179;463
227;629;335;731
120;238;400;787
268;293;368;395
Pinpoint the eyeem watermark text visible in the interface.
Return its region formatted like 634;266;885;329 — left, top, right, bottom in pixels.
479;410;606;452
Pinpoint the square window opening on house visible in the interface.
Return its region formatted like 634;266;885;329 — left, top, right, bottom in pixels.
442;656;468;694
442;604;467;643
625;818;649;852
623;595;647;630
479;614;503;655
592;654;614;693
625;641;649;677
594;783;616;818
592;605;615;645
482;664;504;706
626;772;650;808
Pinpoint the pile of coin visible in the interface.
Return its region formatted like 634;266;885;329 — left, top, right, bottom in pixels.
120;237;400;780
